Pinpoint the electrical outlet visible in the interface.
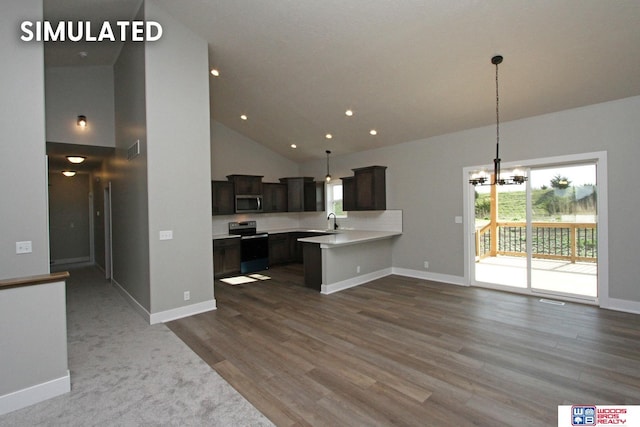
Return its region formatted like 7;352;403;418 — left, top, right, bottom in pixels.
16;241;32;254
424;261;429;269
183;291;190;301
356;265;361;273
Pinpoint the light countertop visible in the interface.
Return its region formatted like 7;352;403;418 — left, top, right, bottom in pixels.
297;230;401;248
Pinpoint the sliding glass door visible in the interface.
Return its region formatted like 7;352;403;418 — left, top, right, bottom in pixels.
528;164;598;298
470;158;599;302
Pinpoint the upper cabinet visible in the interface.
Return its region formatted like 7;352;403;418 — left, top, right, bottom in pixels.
341;176;356;212
263;182;288;213
211;180;235;215
212;175;324;215
342;166;387;211
279;177;325;212
226;174;263;195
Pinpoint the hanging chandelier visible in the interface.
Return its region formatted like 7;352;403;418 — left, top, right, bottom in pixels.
469;55;527;186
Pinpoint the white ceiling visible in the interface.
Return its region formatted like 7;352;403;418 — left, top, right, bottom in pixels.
44;0;640;162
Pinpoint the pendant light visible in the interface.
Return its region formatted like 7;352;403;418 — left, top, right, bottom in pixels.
470;55;527;186
325;150;332;182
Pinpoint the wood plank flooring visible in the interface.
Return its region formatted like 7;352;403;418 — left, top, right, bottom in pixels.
167;265;640;426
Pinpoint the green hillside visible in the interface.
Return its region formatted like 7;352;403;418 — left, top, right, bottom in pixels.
475;187;597;221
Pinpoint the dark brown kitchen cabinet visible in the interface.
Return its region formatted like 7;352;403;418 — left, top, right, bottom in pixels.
213;238;241;278
280;177;324;212
268;233;291;265
211;180;234;215
312;181;325;211
289;232;327;263
226;174;263;195
263;182;288;213
302;242;322;291
342;166;386;211
341;176;355;211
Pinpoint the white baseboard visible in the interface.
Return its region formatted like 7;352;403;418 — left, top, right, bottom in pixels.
0;371;70;416
149;299;217;324
600;297;640;315
112;278;152;322
392;267;467;287
112;279;216;325
321;268;392;294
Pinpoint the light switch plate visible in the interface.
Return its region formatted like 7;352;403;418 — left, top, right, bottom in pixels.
454;216;463;224
16;241;32;254
159;230;173;240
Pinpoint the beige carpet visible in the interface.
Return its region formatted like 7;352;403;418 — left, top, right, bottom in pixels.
0;267;272;426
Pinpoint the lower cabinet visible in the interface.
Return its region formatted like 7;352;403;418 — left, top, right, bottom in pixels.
268;233;291;265
213;238;241;278
289;232;327;263
302;242;322;291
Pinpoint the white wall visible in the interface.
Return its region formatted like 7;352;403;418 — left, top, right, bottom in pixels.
300;96;640;305
211;121;300;181
0;0;50;279
144;0;214;315
112;2;151;310
45;66;115;147
0;0;70;413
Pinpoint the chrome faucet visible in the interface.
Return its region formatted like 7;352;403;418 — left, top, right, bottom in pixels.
327;212;338;230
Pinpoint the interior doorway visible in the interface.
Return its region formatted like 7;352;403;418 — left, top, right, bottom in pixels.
464;152;608;304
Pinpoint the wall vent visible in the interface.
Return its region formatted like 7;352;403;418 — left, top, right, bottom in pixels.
127;140;140;160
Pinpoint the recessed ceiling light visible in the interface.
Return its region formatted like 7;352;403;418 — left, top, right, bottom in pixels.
345;109;353;117
369;129;378;136
210;68;220;77
325;133;333;139
290;144;297;149
240;114;248;120
62;171;77;177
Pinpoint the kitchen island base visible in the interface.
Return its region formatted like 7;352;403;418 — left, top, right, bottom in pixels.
300;232;399;294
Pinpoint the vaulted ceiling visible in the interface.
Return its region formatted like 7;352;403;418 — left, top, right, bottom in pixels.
44;0;640;162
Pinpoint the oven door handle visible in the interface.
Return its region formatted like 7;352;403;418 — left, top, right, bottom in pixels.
241;234;268;240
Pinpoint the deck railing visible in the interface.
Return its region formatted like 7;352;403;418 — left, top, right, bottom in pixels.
476;222;597;263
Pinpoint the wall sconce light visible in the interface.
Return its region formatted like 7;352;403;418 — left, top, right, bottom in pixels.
62;171;77;177
66;156;86;164
77;115;87;128
325;150;332;182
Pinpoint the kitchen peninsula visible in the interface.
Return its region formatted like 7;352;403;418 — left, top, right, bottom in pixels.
299;230;401;294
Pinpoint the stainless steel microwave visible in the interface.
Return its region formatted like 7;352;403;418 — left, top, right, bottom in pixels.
235;195;263;213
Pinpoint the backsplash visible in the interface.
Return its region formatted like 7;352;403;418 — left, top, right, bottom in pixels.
212;210;402;236
299;210;402;233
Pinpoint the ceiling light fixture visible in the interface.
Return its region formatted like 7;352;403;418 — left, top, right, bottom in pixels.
325;133;332;139
210;68;220;77
62;171;77;177
66;156;86;164
290;144;297;149
470;55;527;186
240;114;247;120
325;150;332;182
369;129;377;136
77;115;87;128
345;109;353;117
